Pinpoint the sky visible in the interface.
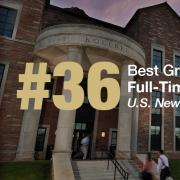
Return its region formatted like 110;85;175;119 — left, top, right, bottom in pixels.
50;0;180;27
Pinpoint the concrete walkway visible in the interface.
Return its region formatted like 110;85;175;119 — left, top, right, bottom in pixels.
53;153;74;180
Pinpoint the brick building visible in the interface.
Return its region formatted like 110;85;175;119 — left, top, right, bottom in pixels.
0;0;180;163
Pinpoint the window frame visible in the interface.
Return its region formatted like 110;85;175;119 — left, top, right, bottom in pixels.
174;93;180;151
149;90;164;151
0;63;5;86
35;127;47;152
35;125;50;155
108;128;117;149
0;61;9;105
0;1;22;40
173;50;180;77
151;44;165;73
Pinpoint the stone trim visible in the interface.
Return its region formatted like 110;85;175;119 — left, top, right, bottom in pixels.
41;24;145;52
148;92;152;151
162;91;165;150
34;24;145;67
173;93;176;152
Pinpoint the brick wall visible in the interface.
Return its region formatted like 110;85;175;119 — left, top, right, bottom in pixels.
0;0;45;161
1;1;180;161
125;3;180;154
16;0;45;43
96;109;118;151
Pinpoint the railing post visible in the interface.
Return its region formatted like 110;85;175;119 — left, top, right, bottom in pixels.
114;161;116;180
107;158;109;170
106;151;129;180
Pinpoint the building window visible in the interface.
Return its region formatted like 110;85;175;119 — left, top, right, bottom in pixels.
175;55;180;77
35;127;47;152
0;6;17;38
75;123;86;130
44;69;55;99
175;94;180;151
110;130;117;147
45;79;54;99
151;91;162;150
109;129;117;156
152;91;162;114
0;63;5;88
152;49;163;72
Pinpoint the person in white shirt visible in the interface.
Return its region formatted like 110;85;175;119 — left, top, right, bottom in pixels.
81;134;90;160
157;150;170;180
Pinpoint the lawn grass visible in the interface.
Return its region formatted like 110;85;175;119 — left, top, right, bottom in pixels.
0;160;51;180
170;160;180;180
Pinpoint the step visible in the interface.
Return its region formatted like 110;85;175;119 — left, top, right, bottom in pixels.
72;160;141;180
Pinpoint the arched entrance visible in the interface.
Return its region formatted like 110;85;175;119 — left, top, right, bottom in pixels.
16;24;145;167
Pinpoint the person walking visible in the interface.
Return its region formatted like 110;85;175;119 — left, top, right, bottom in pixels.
80;134;90;160
157;150;170;180
141;152;153;180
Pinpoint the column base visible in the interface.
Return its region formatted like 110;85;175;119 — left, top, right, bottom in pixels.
116;150;132;159
131;150;138;159
15;151;34;161
53;150;72;155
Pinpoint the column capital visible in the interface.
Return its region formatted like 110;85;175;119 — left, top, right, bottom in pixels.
67;46;83;64
122;59;134;66
67;46;83;53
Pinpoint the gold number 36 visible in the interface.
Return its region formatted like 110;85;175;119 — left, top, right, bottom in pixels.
53;61;120;110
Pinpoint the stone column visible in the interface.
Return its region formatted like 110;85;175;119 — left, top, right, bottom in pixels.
116;61;134;159
16;63;41;160
54;46;82;155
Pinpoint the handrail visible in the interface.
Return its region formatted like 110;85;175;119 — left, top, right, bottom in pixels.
107;151;129;180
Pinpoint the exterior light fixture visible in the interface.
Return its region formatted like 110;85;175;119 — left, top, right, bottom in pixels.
101;131;106;138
